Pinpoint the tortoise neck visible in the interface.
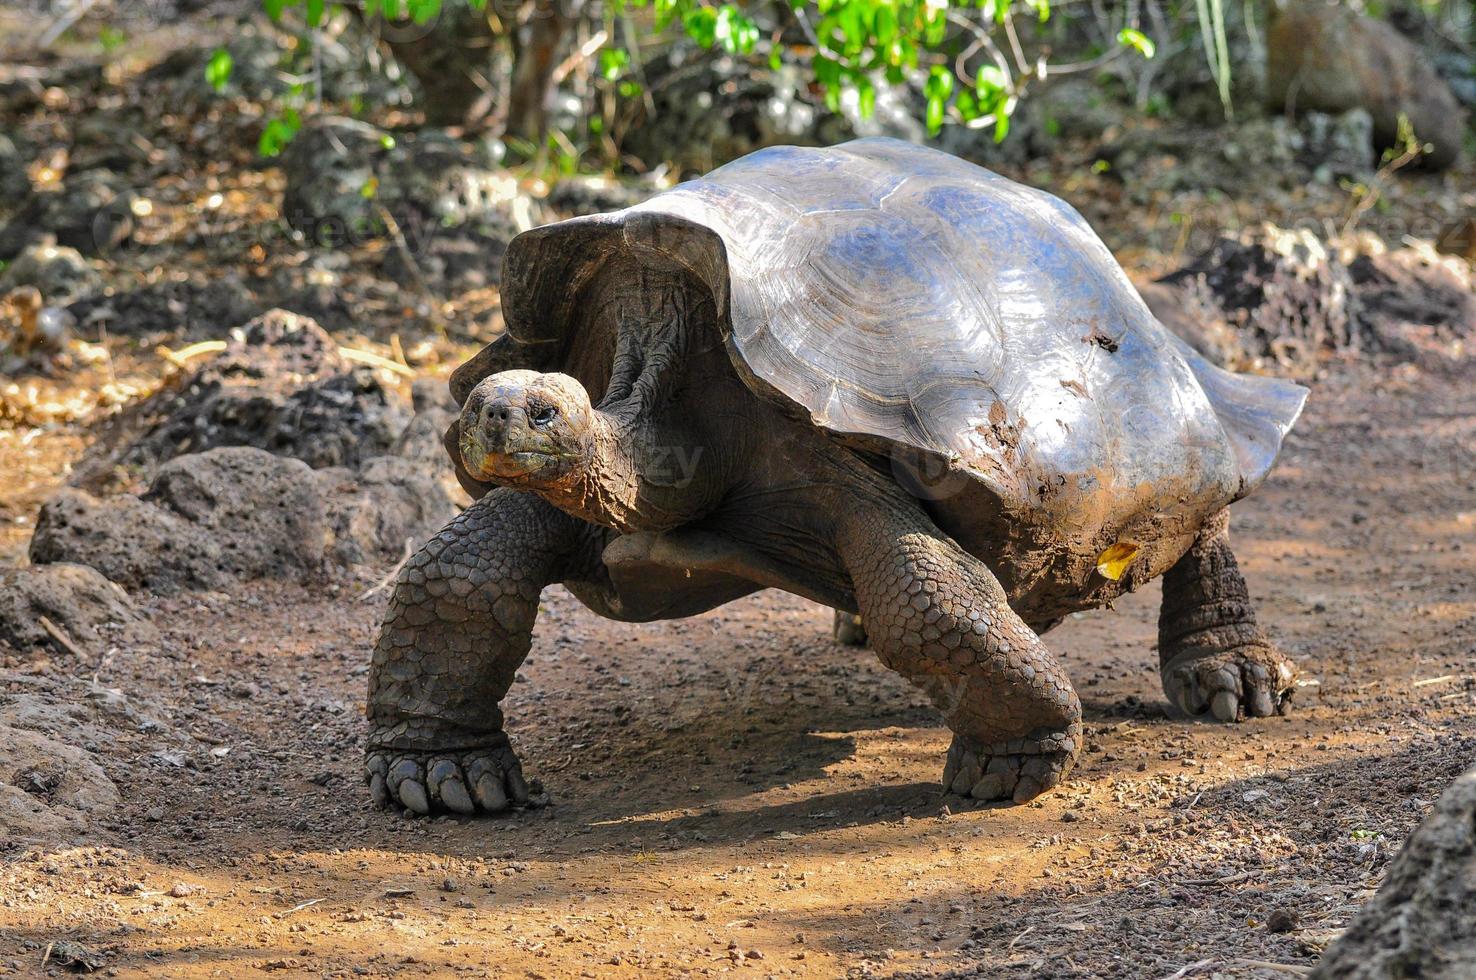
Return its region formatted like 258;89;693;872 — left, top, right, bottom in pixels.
535;410;696;534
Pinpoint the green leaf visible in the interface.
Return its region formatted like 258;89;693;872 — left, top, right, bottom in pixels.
257;109;301;158
975;64;1007;102
925;94;944;135
599;47;630;81
857;76;875;118
1116;27;1156;59
715;5;759;54
683;6;719;48
956;88;979;121
993;104;1010;142
924;64;953;102
205;47;233;92
407;0;441;24
305;0;325;26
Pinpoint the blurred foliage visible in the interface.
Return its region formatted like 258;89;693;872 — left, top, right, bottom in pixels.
231;0;1166;156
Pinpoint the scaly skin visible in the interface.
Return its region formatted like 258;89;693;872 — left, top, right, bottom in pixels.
365;489;585;815
839;503;1082;804
1158;509;1298;721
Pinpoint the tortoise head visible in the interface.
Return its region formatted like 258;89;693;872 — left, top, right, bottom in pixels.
459;370;597;490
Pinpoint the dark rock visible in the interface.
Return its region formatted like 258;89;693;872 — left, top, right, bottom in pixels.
1310;765;1476;978
1154;224;1362;373
66;276;258;340
31;446;457;592
0;563;156;656
0;238;102;305
142;19;411;109
614;49;855;176
1348;243;1476;364
31;448;330;592
1266;907;1298;933
280;118;536;255
0;133;29;207
377;227;507;294
1147;227;1476;372
1266;1;1466;169
0;723;120;843
546;176;660;218
1299;109;1375;180
0;168;137;261
320;455;459;565
70;309;409;490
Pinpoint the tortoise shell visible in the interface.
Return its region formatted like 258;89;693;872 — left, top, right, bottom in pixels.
465;138;1306;607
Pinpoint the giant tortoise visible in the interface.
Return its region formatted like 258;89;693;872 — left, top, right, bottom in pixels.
365;138;1308;815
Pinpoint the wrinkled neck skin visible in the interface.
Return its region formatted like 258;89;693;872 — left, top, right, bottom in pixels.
534;267;724;534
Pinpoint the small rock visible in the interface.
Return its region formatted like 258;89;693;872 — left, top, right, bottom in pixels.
1267;907;1299;933
169;882;195;898
144;807;164;822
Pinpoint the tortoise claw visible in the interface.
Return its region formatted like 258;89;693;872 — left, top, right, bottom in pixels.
365;740;541;817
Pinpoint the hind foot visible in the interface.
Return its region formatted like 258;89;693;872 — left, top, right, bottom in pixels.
942;726;1081;804
1161;643;1296;722
365;734;544;816
833;609;868;647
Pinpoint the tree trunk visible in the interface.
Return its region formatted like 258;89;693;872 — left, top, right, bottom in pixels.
503;0;579;146
360;4;500;128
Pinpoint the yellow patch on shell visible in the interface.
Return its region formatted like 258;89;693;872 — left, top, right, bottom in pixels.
1095;541;1140;581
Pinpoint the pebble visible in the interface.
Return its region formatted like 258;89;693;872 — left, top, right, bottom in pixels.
1267;907;1299;933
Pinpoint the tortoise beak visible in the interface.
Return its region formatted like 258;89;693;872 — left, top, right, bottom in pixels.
460;404;558;480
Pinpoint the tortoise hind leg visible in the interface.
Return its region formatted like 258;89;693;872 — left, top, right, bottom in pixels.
837;500;1082;803
1158;508;1298;721
833;610;867;647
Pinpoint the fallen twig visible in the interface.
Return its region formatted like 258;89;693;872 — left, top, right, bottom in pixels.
276;897;325;918
39;615;87;660
359;538;416;601
39;0;98;47
340;345;416;378
1156;960;1214;980
1234;959;1312;976
157;339;228;368
1181;869;1259;886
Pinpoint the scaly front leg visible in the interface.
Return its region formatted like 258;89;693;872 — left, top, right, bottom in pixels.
838;502;1082;804
365;489;585;816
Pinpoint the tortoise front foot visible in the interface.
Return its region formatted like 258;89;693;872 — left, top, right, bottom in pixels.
942;725;1081;804
365;734;543;817
1160;643;1296;722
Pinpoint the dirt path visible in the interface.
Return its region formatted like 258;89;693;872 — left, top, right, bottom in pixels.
0;357;1472;979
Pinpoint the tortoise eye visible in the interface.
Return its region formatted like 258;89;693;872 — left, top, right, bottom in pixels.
530;404;558;427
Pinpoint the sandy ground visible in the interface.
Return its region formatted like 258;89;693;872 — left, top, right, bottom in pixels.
1;353;1472;979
